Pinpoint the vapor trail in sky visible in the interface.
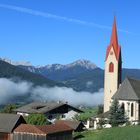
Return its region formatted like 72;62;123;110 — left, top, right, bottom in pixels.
0;3;131;34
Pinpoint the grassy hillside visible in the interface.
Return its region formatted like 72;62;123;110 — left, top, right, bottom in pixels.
74;125;140;140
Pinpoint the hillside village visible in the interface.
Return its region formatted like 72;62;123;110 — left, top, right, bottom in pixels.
0;16;140;140
0;0;140;140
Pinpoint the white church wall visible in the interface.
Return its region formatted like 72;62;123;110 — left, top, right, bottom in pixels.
119;100;139;122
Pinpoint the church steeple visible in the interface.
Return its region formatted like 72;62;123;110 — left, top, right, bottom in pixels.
104;16;122;112
105;16;121;61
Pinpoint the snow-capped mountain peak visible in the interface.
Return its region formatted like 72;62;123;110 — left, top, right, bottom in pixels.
47;64;64;70
0;57;32;66
0;57;97;72
67;59;97;69
40;59;97;71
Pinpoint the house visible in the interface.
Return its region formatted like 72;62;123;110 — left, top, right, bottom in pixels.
13;102;83;122
37;123;73;140
13;124;46;140
91;111;110;129
55;120;85;132
0;113;73;140
0;113;26;140
13;123;73;140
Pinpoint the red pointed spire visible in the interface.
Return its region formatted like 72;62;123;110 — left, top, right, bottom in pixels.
110;16;118;47
105;16;121;61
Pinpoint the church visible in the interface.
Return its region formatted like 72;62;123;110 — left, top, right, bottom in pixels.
93;17;140;129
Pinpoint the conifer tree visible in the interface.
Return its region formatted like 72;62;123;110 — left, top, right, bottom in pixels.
97;104;103;115
109;99;128;126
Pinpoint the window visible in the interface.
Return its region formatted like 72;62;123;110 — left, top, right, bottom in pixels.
131;103;134;117
48;115;52;120
62;114;66;118
109;62;114;72
121;103;125;115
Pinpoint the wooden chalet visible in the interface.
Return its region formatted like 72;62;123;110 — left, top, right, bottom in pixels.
14;102;83;122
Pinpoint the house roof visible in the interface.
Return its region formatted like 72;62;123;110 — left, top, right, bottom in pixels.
112;77;140;100
14;102;64;114
14;102;83;114
105;16;121;61
37;123;73;134
14;124;45;135
0;113;25;133
14;123;73;135
55;120;84;130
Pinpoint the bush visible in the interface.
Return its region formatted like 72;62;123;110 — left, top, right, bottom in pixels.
1;104;17;113
24;113;49;125
74;107;98;122
97;104;103;115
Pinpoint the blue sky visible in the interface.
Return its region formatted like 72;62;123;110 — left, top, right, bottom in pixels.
0;0;140;68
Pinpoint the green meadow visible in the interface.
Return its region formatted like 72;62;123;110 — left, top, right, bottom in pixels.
74;125;140;140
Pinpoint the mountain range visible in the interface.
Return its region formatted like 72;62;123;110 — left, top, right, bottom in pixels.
18;59;97;81
0;59;64;87
1;58;140;93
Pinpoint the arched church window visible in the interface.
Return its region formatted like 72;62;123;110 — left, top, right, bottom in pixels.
109;62;114;72
131;103;134;117
121;103;125;115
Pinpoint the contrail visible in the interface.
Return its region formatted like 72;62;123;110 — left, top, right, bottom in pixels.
0;3;132;34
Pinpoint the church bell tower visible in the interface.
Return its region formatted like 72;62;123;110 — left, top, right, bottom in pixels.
104;17;122;112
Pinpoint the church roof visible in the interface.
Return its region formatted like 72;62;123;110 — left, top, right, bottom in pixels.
105;16;121;61
112;77;140;100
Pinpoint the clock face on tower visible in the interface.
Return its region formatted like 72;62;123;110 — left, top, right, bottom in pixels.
110;51;113;55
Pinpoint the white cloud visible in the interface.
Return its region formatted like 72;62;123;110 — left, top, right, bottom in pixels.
32;86;103;106
0;78;103;106
0;78;32;104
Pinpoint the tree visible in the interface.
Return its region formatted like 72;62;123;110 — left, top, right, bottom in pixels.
24;113;49;125
74;107;98;122
1;104;17;113
109;99;128;127
97;104;103;115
